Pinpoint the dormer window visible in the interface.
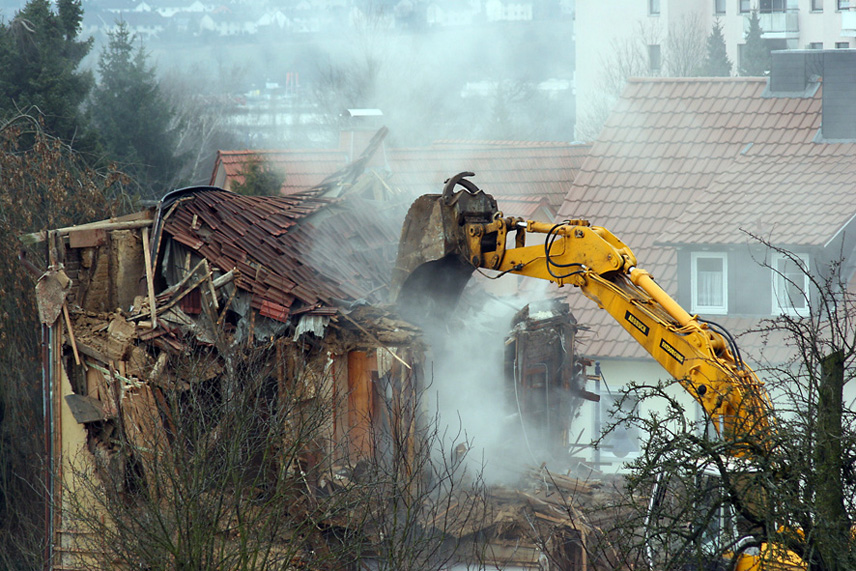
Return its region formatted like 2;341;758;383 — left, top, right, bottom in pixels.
772;253;810;316
691;252;728;314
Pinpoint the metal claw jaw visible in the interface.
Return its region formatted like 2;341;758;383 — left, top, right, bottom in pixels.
390;173;501;323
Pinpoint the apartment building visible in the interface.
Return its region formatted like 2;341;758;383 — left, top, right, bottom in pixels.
576;0;856;138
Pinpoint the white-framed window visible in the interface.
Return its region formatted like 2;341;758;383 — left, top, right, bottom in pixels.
716;0;727;13
771;253;810;316
692;252;728;314
836;41;850;48
649;0;661;15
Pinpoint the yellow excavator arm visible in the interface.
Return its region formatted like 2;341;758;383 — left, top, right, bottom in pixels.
392;172;772;442
392;173;808;570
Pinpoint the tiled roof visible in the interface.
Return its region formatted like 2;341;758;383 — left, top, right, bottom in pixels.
496;195;555;219
213;141;591;209
388;143;589;208
658;142;856;247
212;149;349;195
557;77;856;361
160;186;400;323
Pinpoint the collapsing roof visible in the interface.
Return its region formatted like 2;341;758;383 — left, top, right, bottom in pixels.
35;168;429;569
155;186;399;325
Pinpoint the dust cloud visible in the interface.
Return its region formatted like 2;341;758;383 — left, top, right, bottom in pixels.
403;277;563;485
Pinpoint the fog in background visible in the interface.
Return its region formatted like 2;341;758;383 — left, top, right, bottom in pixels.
56;1;577;149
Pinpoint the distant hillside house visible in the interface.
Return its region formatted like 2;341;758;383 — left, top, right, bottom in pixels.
485;0;533;22
199;12;256;35
156;0;207;17
115;11;167;39
426;0;480;27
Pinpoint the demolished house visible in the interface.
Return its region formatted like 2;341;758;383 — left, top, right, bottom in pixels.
34;137;610;570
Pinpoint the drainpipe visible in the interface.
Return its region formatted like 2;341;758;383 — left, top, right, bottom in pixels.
42;323;53;571
593;361;601;468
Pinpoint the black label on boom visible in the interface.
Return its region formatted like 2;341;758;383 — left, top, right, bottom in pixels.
660;339;685;364
624;311;649;336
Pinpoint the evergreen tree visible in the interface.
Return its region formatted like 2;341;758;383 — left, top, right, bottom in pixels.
230;155;285;196
704;19;732;76
740;10;771;76
90;21;180;198
0;0;95;147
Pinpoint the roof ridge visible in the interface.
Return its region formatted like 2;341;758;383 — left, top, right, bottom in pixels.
219;149;347;156
627;76;767;84
431;139;591;148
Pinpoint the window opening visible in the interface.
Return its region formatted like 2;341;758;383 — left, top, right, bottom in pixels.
692;253;728;314
771;253;810;316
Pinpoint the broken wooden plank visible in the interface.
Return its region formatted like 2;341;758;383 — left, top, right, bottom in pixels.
68;228;107;248
62;303;81;366
155;271;212;316
157;258;206;298
141;227;158;329
64;394;105;423
212;268;237;289
76;340;112;365
129;270;213;324
202;260;219;310
20;218;154;245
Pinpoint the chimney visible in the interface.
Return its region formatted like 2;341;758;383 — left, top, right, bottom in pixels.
769;49;823;94
769;49;856;141
820;50;856;140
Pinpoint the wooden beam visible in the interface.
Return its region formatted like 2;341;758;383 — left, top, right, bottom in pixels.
339;311;411;370
20;218;154;246
61;303;81;366
64;394;104;424
141;227;158;329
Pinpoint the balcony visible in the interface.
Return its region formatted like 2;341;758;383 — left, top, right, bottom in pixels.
745;9;800;39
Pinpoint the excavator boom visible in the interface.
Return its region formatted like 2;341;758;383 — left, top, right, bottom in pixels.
392;173;772;440
391;173;809;570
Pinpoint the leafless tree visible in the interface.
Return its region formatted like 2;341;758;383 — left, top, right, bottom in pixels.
576;15;706;141
749;241;856;571
64;338;491;570
582;243;856;571
665;14;707;78
159;64;246;188
65;345;360;570
353;368;489;571
0;113;125;570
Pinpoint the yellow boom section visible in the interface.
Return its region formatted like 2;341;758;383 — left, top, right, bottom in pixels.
477;217;773;441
